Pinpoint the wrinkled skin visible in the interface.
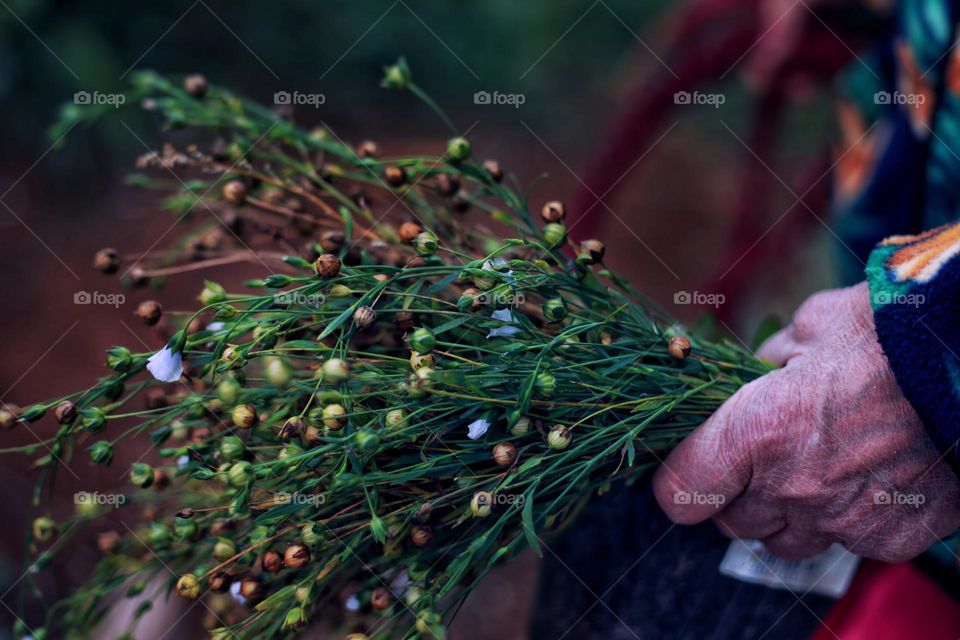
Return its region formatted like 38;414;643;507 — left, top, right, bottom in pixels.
653;283;960;561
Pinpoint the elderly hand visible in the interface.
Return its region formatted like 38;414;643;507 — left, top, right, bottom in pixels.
653;282;960;561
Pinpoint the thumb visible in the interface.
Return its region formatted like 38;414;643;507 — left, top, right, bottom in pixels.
653;385;755;524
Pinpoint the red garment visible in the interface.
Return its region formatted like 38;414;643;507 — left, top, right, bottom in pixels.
813;561;960;640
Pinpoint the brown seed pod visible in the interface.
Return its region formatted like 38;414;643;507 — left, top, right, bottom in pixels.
262;549;284;573
319;230;345;253
135;300;163;326
96;530;120;554
128;266;149;288
183;74;208;98
356;140;380;159
208;571;232;593
353;306;376;329
54;400;77;424
93;248;119;274
315;254;342;279
394;310;415;331
231;404;258;429
384;165;406;186
435;173;460;197
240;576;263;600
0;404;20;430
579;239;606;264
279;417;304;440
492;442;517;467
541;200;566;222
482;159;503;182
284;543;311;569
152;469;170;490
409;525;433;547
398;221;423;244
176;508;195;519
668;336;692;361
370;587;392;610
222;180;247;205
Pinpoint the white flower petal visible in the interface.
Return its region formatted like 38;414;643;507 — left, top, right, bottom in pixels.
146;346;183;382
467;418;491;440
491;308;515;323
206;321;225;332
486;326;521;339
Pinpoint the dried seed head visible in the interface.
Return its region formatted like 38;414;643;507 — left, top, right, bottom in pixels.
353;306;376;329
398;221;423;244
668;336;692;361
471;491;493;517
93;248;120;274
240;576;263;600
435;172;460;197
231;404;258;429
370;586;392;610
541;200;566;222
410;525;433;547
209;571;232;593
284;543;311;569
384;165;406;186
579;239;606;264
492;442;517;467
547;425;572;450
409;352;434;371
176;574;201;599
54;400;77;424
394;310;415;331
176;508;195;519
128;265;148;288
136;300;163;326
262;549;284;573
0;404;19;430
357;140;380;159
280;417;304;440
222;180;247;205
314;253;342;279
482;159;503;182
322;403;347;430
319;230;345;253
183;74;208;98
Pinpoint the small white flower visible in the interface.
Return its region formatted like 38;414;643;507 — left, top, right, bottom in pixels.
206;321;225;332
345;595;361;612
467;418;491;440
177;455;190;470
146;346;183;382
229;580;246;604
486;308;521;339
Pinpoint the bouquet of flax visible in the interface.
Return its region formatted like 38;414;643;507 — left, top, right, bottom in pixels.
9;61;769;639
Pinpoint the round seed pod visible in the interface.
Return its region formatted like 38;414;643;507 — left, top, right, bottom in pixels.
231;404;258;429
492;443;517;467
357;140;380;159
353;306;376;329
284;543;311;569
548;425;572;450
398;221;423;244
314;254;342;279
240;576;263;600
446;137;471;161
435;172;460;196
54;401;77;424
136;300;163;326
176;574;201;599
370;586;392;610
482;159;504;182
384;165;406;186
410;525;433;547
183;74;208;98
262;550;284;573
579;239;606;264
668;336;692;360
93;248;120;274
541;200;566;222
222;180;247;205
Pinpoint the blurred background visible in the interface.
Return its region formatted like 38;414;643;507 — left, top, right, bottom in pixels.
0;0;887;637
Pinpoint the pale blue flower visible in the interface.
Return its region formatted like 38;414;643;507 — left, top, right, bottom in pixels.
467;418;491;440
146;346;183;382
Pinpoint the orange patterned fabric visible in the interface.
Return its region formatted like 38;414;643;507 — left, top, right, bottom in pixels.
880;222;960;283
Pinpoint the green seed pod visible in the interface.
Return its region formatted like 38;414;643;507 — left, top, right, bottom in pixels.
409;328;436;354
542;222;567;247
471;491;493;517
106;346;133;372
282;606;308;631
213;537;237;560
217;376;242;405
322;404;347;429
81;407;107;433
130;463;154;488
413;231;438;256
252;325;277;348
385;409;408;430
174;517;198;540
381;57;411;89
327;284;353;298
542;297;568;323
535;371;556;397
547;425;572;450
88;441;114;466
321;358;350;383
199;280;227;305
147;523;171;547
354;428;381;452
301;522;323;546
446;137;471;162
220;435;246;461
220;344;244;368
32;516;57;543
176;574;201;599
510;416;531;436
231;404;258;429
227;461;252;487
264;357;292;387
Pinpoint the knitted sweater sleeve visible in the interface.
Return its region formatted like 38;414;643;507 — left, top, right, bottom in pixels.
867;222;960;468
